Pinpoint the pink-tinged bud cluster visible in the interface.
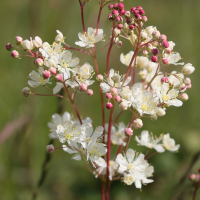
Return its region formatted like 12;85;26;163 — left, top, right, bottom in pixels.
161;77;168;83
11;50;19;59
106;93;112;99
6;43;13;51
43;70;51;79
80;83;87;91
55;74;63;82
86;89;93;96
189;173;200;183
34;58;44;67
46;144;54;153
22;87;31;97
15;36;23;45
106;102;113;109
133;118;143;129
125;128;133;136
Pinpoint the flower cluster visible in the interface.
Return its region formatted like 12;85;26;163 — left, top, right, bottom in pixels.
6;0;194;197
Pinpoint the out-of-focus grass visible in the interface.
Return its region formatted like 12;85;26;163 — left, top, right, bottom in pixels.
0;0;200;199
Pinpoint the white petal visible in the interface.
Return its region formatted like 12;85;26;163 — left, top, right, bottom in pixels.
75;41;86;47
154;144;165;153
126;149;135;163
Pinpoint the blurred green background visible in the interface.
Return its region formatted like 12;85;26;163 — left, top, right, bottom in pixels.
1;0;200;199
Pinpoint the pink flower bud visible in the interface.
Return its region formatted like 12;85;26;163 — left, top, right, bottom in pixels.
116;40;123;48
106;102;113;109
189;173;196;181
161;77;168;83
139;9;145;15
133;119;143;129
129;25;134;30
159;34;167;42
151;48;159;55
34;58;44;67
179;93;189;101
33;36;43;48
180;83;186;90
119;102;128;110
6;43;13;51
151;56;158;62
22;87;31;97
126;17;133;24
108;4;113;10
137;6;143;10
115;16;121;22
113;3;118;9
43;70;51;79
50;67;57;75
106;93;112;99
125;128;133;136
184;78;191;85
112;10;119;17
46;144;54;153
80;83;87;91
133;9;139;14
162;41;169;48
152;30;161;40
195;174;200;182
118;3;124;10
114;95;121;102
141;16;148;22
142;50;148;55
11;50;19;59
87;89;93;96
135;13;140;19
118;24;123;29
198;168;200;173
110;87;118;95
164;47;172;54
15;36;23;45
96;74;104;82
187;84;192;90
131;7;136;13
162;58;169;65
146;43;152;51
55;74;63;81
107;14;113;20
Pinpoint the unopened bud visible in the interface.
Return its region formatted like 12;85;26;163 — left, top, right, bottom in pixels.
11;50;19;59
138;69;147;80
125;11;131;18
189;173;196;181
162;58;169;65
186;84;192;90
50;67;57;75
108;4;113;10
6;43;13;51
179;93;189;101
140;31;148;41
118;3;124;10
87;89;93;96
112;10;119;17
129;25;134;30
114;95;121;102
151;48;159;56
182;63;195;75
113;3;118;9
55;30;64;43
159;34;167;42
22;39;34;50
43;70;51;79
108;14;113;21
34;58;44;67
22;87;31;97
96;74;104;82
146;43;152;51
119;102;128;110
152;30;160;40
139;9;145;15
106;93;112;99
161;77;168;83
116;40;122;48
118;24;123;29
80;83;87;91
15;36;23;45
55;74;63;81
106;102;113;109
179;83;186;90
141;16;148;22
46;144;54;153
125;128;133;136
151;56;158;63
164;47;172;54
113;28;121;37
133;119;143;129
33;36;42;48
162;41;169;48
183;77;191;85
110;87;118;95
156;108;166;117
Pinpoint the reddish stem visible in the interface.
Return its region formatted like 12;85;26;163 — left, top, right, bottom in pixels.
145;151;158;160
101;181;106;200
106;100;115;200
114;111;123;125
78;0;86;33
64;45;90;55
96;0;104;34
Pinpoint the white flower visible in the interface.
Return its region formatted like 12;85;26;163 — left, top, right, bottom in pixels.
105;122;126;146
163;52;184;66
135;130;165;153
156;83;183;107
116;149;154;189
22;38;34;50
120;51;134;67
28;67;51;87
182;63;195;75
33;36;43;48
55;30;64;43
162;133;180;152
120;87;132;101
95;158;119;180
48;112;71;139
100;69;131;93
75;27;104;48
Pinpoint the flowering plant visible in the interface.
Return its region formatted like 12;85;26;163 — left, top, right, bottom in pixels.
6;0;195;199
